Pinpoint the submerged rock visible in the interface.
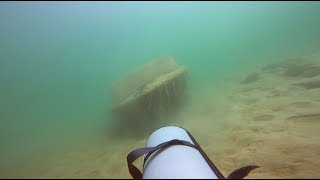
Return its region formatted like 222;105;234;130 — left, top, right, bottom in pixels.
111;56;187;138
241;72;260;84
288;102;313;108
283;64;320;78
287;113;320;123
293;80;320;90
254;115;274;121
262;57;320;78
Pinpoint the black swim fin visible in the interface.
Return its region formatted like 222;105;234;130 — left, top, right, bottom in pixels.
227;165;260;179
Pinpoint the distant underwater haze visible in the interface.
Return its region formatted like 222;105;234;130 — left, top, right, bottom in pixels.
0;1;320;178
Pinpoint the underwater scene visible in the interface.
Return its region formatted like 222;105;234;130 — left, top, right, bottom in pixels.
1;1;320;178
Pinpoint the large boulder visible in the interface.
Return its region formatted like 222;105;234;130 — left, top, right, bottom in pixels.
111;56;187;138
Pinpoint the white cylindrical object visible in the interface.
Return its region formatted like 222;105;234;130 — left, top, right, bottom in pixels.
143;126;218;179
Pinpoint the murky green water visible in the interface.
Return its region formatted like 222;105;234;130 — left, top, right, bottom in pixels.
1;2;320;178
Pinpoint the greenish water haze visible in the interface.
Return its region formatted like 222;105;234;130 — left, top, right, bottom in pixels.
1;1;320;177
